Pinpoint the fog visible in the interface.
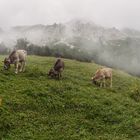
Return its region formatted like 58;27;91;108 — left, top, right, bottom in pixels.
0;0;140;76
0;0;140;30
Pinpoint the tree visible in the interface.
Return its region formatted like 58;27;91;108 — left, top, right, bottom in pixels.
14;38;29;50
0;42;9;54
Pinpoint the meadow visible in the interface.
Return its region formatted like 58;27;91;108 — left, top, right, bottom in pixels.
0;55;140;140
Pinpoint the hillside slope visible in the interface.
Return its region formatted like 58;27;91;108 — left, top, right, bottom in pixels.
0;56;140;140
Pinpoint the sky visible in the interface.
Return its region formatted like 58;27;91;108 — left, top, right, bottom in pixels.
0;0;140;30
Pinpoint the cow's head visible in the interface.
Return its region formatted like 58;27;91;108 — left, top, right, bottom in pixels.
48;68;54;76
48;68;58;77
91;76;99;86
3;58;11;70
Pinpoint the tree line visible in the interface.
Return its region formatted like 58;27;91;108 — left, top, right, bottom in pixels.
13;38;97;62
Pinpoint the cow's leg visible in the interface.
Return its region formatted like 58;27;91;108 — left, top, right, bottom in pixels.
60;72;62;77
22;61;26;72
15;61;19;74
19;62;23;72
58;72;61;79
103;79;106;87
59;73;61;79
57;73;60;80
100;80;102;87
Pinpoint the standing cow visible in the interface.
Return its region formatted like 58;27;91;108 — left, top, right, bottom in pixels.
48;58;64;79
3;50;27;74
91;67;112;88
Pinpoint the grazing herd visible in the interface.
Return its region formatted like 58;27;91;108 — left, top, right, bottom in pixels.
2;49;112;88
0;49;113;106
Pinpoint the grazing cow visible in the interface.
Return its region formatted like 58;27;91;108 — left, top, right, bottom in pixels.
91;67;112;88
48;58;64;79
3;50;27;74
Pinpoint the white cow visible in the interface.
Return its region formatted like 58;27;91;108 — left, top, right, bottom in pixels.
3;50;27;74
91;67;112;88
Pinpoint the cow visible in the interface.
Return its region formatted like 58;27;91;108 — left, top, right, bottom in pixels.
91;67;112;88
3;50;27;74
48;58;64;79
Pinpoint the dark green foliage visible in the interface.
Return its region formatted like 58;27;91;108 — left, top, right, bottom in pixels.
13;38;95;62
15;38;29;50
0;43;9;54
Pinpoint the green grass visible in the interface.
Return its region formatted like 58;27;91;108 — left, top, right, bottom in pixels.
0;55;140;140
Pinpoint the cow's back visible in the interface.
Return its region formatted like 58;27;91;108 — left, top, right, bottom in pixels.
102;68;112;78
54;59;64;71
9;50;27;63
16;50;27;61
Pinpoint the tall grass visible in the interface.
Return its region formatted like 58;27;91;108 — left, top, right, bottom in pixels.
0;55;140;140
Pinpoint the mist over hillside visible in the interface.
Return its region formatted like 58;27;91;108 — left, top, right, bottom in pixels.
0;19;128;47
0;19;140;76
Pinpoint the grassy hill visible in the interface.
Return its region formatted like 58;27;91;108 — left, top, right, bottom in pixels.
0;55;140;140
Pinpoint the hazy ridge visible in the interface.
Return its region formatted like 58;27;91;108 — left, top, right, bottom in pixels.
0;19;140;76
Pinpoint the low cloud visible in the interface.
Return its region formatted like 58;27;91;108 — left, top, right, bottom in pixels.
0;0;140;30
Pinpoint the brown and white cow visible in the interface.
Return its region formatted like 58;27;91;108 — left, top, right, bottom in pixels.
3;50;27;74
48;58;64;79
91;67;112;88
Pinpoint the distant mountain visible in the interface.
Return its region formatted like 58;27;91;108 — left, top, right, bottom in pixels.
0;19;134;48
